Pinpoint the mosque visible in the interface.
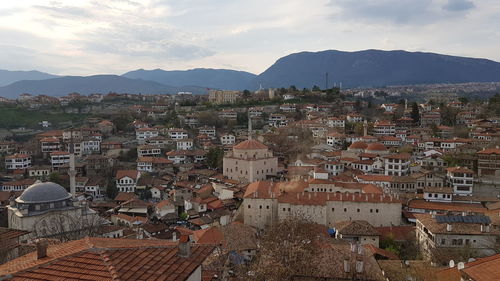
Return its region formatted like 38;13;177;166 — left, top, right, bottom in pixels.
7;147;101;240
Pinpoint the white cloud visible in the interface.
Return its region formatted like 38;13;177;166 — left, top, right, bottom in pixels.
0;0;498;75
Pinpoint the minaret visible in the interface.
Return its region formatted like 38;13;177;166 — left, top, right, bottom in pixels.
363;120;368;137
68;132;77;197
248;111;252;140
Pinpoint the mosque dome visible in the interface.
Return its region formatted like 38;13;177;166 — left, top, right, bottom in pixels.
16;182;71;204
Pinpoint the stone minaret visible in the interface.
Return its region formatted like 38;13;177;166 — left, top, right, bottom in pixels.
68;134;76;197
248;111;252;140
363;120;368;137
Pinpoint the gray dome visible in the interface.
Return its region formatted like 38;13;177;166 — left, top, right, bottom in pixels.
16;182;72;204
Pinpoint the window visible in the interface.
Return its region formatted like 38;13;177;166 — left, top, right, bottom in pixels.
344;208;347;212
248;205;251;209
370;209;373;213
266;206;269;209
357;209;360;213
332;208;335;212
259;205;262;209
441;239;446;245
376;209;379;213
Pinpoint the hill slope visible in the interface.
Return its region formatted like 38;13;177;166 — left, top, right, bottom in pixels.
122;68;257;90
0;69;58;87
253;50;500;89
0;75;207;98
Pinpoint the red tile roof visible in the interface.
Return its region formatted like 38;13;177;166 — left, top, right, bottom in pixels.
477;148;500;155
0;237;214;280
137;156;173;164
5;154;30;159
407;199;486;213
233;139;268;150
193;227;225;245
348;141;368;150
366;142;387;151
115;170;140;180
114;192;137;202
375;226;415;241
0;228;30;240
278;192;400;205
357;174;393;182
364;244;399;260
446;166;474;174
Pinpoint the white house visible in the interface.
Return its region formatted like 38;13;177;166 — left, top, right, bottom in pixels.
116;170;141;193
5;154;31;170
137;145;162;157
384;153;411;176
50;151;70;168
446;166;474;196
168;128;189;140
326;117;345;128
81;138;101;155
220;134;236;145
176;139;194;150
198;126;216;138
136;128;159;144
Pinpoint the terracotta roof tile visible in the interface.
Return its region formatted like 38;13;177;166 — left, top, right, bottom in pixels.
233;139;268;150
115;170;140;180
0;237;214;281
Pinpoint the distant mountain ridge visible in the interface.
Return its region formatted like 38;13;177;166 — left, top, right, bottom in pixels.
0;75;207;98
122;68;257;90
2;49;500;97
0;70;58;87
252;49;500;89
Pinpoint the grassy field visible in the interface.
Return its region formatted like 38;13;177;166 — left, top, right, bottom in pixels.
0;106;90;129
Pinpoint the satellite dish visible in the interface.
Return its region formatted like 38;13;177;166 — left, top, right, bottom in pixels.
457;262;465;270
449;260;455;268
405;260;410;266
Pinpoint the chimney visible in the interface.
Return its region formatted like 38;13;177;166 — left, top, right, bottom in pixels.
36;240;48;259
446;224;452;232
355;259;364;273
344;258;350;273
178;235;191;258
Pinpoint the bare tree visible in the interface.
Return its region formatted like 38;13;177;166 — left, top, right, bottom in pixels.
246;217;324;281
30;208;106;242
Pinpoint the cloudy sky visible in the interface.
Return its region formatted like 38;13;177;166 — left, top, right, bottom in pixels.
0;0;498;75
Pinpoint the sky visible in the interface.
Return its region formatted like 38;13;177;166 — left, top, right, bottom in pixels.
0;0;499;76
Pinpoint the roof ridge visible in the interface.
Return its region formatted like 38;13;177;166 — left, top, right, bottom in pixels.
99;250;120;280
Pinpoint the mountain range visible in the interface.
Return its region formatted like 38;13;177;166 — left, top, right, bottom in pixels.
2;49;500;98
